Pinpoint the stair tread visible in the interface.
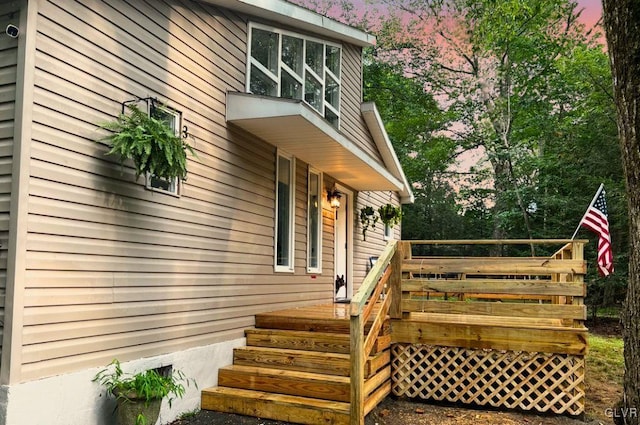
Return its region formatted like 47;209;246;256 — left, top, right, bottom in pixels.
246;328;350;339
202;386;350;412
234;345;351;376
245;328;351;354
237;345;350;359
220;364;350;383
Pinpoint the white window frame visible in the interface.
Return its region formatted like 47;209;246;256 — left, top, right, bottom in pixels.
307;167;323;273
146;103;181;197
247;22;342;128
275;151;296;273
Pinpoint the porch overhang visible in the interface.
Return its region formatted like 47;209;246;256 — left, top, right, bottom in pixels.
226;92;407;195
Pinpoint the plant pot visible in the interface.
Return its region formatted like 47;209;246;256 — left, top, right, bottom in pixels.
114;390;162;425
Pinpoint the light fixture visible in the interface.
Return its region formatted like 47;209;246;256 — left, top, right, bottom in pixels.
328;187;342;209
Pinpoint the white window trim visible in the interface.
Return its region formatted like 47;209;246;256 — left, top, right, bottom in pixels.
307;167;323;273
275;151;296;273
247;22;342;127
145;103;181;197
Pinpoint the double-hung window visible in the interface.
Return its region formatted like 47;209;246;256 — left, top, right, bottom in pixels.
275;153;295;272
307;168;322;273
248;23;342;127
147;104;181;196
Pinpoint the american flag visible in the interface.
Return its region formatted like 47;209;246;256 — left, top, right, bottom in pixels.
579;185;614;277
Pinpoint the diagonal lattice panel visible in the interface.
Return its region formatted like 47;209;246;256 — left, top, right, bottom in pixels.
391;344;585;416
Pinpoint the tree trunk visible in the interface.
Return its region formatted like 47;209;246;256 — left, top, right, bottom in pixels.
602;1;640;423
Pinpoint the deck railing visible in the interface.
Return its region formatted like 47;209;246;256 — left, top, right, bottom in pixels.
350;239;589;423
349;240;398;425
390;239;588;416
393;239;587;331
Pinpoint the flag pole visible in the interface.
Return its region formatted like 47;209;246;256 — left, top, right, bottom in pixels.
571;183;604;240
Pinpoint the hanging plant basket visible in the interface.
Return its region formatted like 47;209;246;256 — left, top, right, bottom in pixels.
359;206;379;241
99;104;195;181
378;203;403;228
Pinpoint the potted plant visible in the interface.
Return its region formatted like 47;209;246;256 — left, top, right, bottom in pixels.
99;104;195;181
378;203;403;228
359;206;379;240
93;359;195;425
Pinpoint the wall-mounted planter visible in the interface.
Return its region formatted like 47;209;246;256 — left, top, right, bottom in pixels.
99;102;195;181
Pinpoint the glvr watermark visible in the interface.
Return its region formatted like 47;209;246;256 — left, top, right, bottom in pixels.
605;407;638;419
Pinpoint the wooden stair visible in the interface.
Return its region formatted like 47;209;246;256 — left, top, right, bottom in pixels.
201;304;391;425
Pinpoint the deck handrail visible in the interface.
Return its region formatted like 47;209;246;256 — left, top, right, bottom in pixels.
399;239;587;331
405;239;589;245
349;240;398;425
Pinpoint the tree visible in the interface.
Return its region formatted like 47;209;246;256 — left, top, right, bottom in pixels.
371;0;594;245
295;0;628;291
363;60;465;242
601;1;640;423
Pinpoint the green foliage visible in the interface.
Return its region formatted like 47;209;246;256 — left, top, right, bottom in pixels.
93;359;195;425
359;206;379;240
378;203;404;227
100;104;195;180
178;409;201;420
300;0;628;311
588;334;624;385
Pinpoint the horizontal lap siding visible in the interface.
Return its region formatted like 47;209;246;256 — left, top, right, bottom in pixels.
0;2;19;369
352;190;401;291
21;0;329;381
340;44;382;161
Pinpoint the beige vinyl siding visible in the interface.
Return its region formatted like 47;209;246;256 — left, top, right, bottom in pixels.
352;190;401;291
339;44;383;162
20;0;332;381
0;3;19;370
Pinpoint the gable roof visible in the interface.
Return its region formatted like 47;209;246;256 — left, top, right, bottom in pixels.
204;0;376;46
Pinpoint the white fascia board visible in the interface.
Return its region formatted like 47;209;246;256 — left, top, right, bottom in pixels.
361;102;415;204
204;0;376;47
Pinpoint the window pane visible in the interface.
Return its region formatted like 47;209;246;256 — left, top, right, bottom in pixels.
282;35;303;76
150;107;177;132
305;40;323;76
305;74;322;111
326;45;340;77
250;65;277;96
150;175;178;193
281;71;302;100
308;172;320;270
148;104;180;195
277;156;291;267
251;28;279;74
325;74;339;109
325;108;338;127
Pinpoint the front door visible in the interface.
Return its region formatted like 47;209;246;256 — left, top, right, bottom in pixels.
334;185;353;301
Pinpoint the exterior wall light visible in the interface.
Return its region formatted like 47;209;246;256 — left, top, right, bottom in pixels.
328;187;342;209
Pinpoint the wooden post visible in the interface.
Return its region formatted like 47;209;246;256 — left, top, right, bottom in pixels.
571;241;585;328
350;314;365;425
389;242;404;319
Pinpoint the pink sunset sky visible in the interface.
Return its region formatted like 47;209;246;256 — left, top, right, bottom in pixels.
577;0;603;30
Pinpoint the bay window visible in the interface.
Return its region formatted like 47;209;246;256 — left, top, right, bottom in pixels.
248;23;342;127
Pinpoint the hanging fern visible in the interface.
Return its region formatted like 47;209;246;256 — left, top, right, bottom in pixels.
99;104;195;180
378;203;403;228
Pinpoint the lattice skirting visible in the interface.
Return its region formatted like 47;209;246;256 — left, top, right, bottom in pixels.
391;343;585;416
